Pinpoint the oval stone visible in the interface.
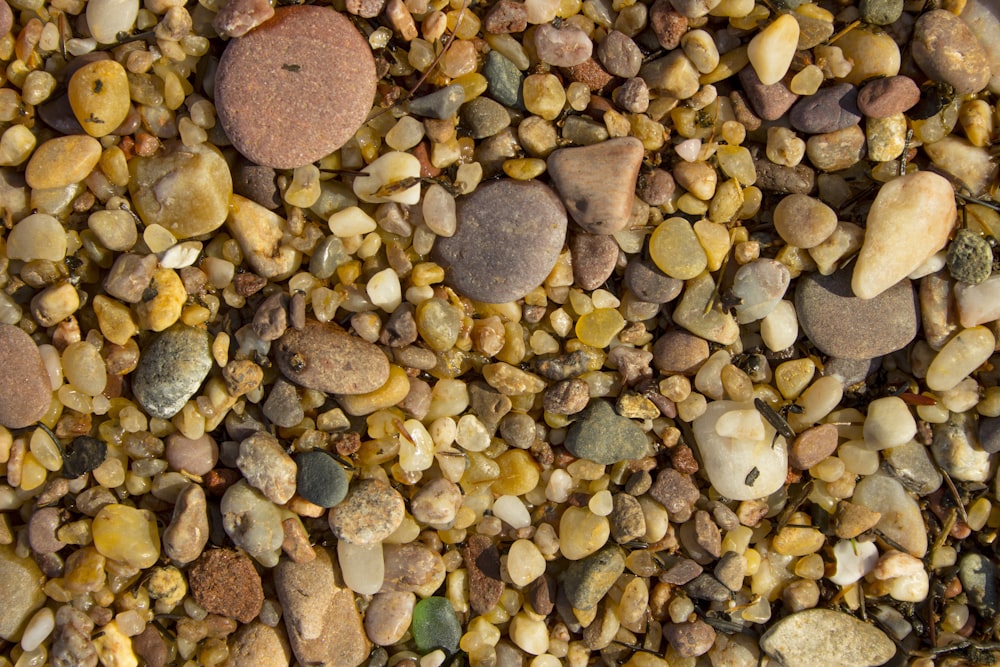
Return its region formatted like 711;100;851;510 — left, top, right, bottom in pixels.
913;9;991;95
24;135;101;190
433;179;568;304
68;60;131;137
132;325;213;419
275;320;390;395
0;324;52;429
129;142;233;239
214;6;377;168
760;609;895;667
295;450;349;508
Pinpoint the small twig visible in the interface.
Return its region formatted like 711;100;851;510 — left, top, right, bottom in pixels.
826;19;860;45
941;469;969;525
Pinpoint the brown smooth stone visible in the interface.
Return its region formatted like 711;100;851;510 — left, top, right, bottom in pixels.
0;324;52;429
274;320;390;395
214;6;376;168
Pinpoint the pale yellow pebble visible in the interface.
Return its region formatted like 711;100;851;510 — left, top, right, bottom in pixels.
92;504;160;569
338;364;411;416
135;268;186;332
649;217;707;279
31;282;81;328
575;308;625;348
747;14;799;85
559;506;610;560
503;158;547;180
25;135;102;189
0;124;35;166
926;326;995;391
523;73;566;120
68;59;131;137
693;219;731;270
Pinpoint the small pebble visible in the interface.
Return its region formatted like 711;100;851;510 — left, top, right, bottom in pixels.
0;324;52;429
131;325;213;419
328;478;405;544
275;320;390;395
912;9;991;95
857;76;920;118
189;548;264;623
565;400;648;464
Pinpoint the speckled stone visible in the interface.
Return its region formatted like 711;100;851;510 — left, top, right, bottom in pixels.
214;6;377;168
562;546;625;611
132;325;213;420
570;232;619;290
760;609;895;667
433;179;567;303
857;76;920;118
796;268;918;360
464;535;505;615
913;9;991;95
739;66;798;121
859;0;902;24
565;400;648;464
227;622;292;667
0;324;52;429
0;544;46;641
275;320;390;395
482;50;524;109
188;548;264;623
947;228;993;285
328;478;405;544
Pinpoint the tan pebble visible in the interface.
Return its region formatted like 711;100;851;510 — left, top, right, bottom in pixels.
68;60;130;137
25;135;101;190
135;268;186;332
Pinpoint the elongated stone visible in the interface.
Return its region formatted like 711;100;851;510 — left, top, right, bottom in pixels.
926;326;995;391
760;609;894;667
275;320;390;395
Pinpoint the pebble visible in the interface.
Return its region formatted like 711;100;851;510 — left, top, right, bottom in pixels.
863;396;917;450
227;622;292;667
650;0;687;49
461;96;511;139
0;324;52;429
672;272;740;345
789;423;838;470
565;399;648;464
295;450;349;508
411;477;462;525
262;379;303;427
570;232;619;290
432;179;567;303
882;439;942;497
103;253;157;303
67;60;130;137
534;23;593;67
947;228;993;285
165;433;218;476
649;217;707;279
562;546;625;611
692;400;788;500
730;259;790;324
482;51;524;109
0;0;8;35
931;411;993;482
834;501;882;539
852;474;927;557
760;609;894;667
92;504;160;569
132;325;213;419
796;268;918;360
747;14;799;85
275;547;371;666
959;553;998;618
381;542;446;597
328;478;405;544
857;76;920;118
738;67;798;121
409;84;465;120
649;468;700;522
664;620;716;657
188;548;263;623
859;0;902;24
926;325;995;392
213;0;274;37
789;83;861;135
411;597;462;654
214;6;377;168
652;330;709;375
24;135;101;190
221;481;285;567
597;30;642;78
962;0;1000;94
364;591;415;646
912;9;991;95
86;0;138;43
162;483;209;565
979;415;1000;454
484;0;528;33
546;137;644;235
237;432;297;505
275;320;390;395
0;544;45;641
464;534;505;614
62;436;107;479
834;28;900;86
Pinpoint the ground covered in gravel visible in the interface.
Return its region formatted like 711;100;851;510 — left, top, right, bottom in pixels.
0;0;1000;665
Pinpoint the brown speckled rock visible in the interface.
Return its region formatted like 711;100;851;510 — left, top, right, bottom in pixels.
275;320;390;395
214;6;376;168
0;324;51;429
188;548;264;623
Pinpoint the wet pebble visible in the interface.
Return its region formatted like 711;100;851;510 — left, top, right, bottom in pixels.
853;474;927;557
652;330;708;375
409;84;465;120
131;325;213;420
214;6;377;168
275;320;390;395
162;484;209;566
664;620;716;657
62;436;107;479
649;468;700;522
328;478;405;544
189;548;264;623
912;9;991;95
262;378;304;428
0;324;52;429
381;542;446;597
789;424;838;470
411;597;462;654
796;268;918;360
483;0;527;33
565;399;648;464
433;179;567;303
857;76;920;118
730;258;790;324
859;0;902;24
364;591;415;646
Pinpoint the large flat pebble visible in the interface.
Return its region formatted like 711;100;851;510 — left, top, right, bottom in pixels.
0;324;52;428
275;320;390;395
760;609;895;667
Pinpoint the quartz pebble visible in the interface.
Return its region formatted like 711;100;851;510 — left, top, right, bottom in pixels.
433;179;567;303
162;483;209;566
92;504;160;569
221;481;285;567
228;622;292;667
534;23;593;67
747;14;799;85
760;609;895;667
863;396;917;450
926;326;995;391
214;6;377;168
0;324;52;429
0;544;46;641
730;259;790;324
68;60;130;137
237;432;298;505
86;0;139;43
853;474;927;557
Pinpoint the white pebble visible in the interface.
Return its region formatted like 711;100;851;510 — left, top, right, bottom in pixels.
714;409;765;441
956;274;1000;327
508;539;546;586
545;469;573;503
353;151;422;205
760;300;798;352
86;0;139;44
339;540;385;595
828;539;878;586
385;116;425;151
399;419;435;472
588;489;613;516
367;268;403;312
787;376;843;432
456;414;490;452
329;206;377;237
863;396;916;450
6;213;67;262
509;613;549;655
20;607;54;652
872;550;929;602
926;326;995;392
524;0;559;24
159;241;202;269
493;495;531;529
422;184;457;237
675;138;702;162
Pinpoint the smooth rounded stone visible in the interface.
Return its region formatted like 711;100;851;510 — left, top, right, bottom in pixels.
789;423;838;470
806;125;866;172
129;142;233;239
381;542;446;597
275;320;390;395
364;591;415;646
980;416;1000;454
858;0;902;23
664;620;716;658
534;22;592;67
214;0;275;37
788;83;861;135
338;540;382;596
411;597;462;654
962;0;1000;94
432;179;567;303
760;609;895;667
67;59;130;137
237;432;297;505
597;30;642;78
692;400;787;501
221;481;285;567
959;553;999;617
924;136;997;197
165;433;218;476
857;76;920;118
738;67;798;122
672;272;740;345
24;135;101;190
932;411;994;482
926;325;995;391
853;474;926;557
565;400;648;464
864;397;916;450
0;544;45;642
796;268;918;360
410;477;462;525
570;232;618;290
956;273;1000;327
547;137;644;234
761;299;799;352
189;548;263;623
649;217;707;280
215;6;376;168
0;324;52;429
92;504;160;569
162;484;209;566
460;97;511;139
562;546;625;611
0;1;11;35
833;29;900;86
328;478;405;545
613;77;650;113
947;228;993;285
883;439;942;497
132;325;213;420
275;547;371;666
86;0;139;43
295;450;349;508
913;9;991;95
483;50;524;109
7;213;66;262
228;622;292;667
730;259;790;324
747;14;799;85
639;51;699;99
408;84;465;120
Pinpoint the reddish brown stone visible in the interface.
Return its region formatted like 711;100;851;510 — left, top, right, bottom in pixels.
188;549;264;623
463;534;505;615
649;0;687;49
563;58;617;95
204;468;241;496
483;0;528;33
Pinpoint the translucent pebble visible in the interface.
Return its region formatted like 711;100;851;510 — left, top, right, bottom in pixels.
926;326;995;391
284;164;321;208
86;0;139;43
525;0;560;23
423;184;457;237
88;210;138;251
386;116;425;151
456;414;490;452
353;151;422;205
0;124;35;166
507;539;546;586
747;14;799;84
760;300;798;352
574;308;625;347
588;489;613;516
92;503;160;568
6;213;67;261
62;341;107;397
493;495;531;529
509;613;549;655
20;606;54;652
29;428;62;471
400;419;435;472
715;409;765;440
863;396;916;450
339;540;385;595
367;268;403;312
523;73;566;121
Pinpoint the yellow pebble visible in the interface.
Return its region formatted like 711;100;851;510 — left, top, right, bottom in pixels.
502;158;546;180
25;135;102;189
492;449;541;496
575;308;625;348
649;217;708;279
338;365;411;416
92;504;160;569
19;451;47;491
68;59;131;137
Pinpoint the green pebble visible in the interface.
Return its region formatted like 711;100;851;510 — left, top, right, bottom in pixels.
947;228;993;285
411;596;462;654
